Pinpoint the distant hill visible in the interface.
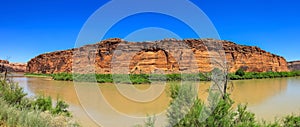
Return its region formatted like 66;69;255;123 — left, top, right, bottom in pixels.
0;59;26;72
288;61;300;71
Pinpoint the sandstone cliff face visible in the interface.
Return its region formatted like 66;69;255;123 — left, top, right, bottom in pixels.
27;50;73;74
0;60;27;72
27;38;289;74
222;42;288;72
288;61;300;71
0;60;9;64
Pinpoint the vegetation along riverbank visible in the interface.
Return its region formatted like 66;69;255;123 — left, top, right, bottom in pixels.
0;77;79;127
136;83;300;127
25;70;300;84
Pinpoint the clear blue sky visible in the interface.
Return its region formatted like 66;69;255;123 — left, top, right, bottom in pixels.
0;0;299;63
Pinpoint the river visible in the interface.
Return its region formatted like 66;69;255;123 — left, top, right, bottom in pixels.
10;74;300;127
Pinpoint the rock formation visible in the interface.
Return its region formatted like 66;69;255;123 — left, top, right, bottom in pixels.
288;61;300;71
26;38;290;74
0;60;9;64
0;60;27;72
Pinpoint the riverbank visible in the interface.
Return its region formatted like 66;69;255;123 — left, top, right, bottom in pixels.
25;71;300;84
24;73;52;78
158;83;300;127
0;77;79;127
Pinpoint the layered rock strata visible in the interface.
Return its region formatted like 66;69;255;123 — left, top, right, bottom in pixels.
0;60;26;72
27;38;289;74
288;61;300;71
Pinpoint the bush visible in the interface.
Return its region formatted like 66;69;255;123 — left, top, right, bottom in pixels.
33;96;52;112
27;70;300;84
52;100;71;117
0;78;77;126
0;98;78;127
163;83;300;127
283;115;300;127
235;68;245;77
0;80;27;105
166;83;198;127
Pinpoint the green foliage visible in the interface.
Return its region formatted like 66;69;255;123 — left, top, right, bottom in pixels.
52;72;73;81
229;73;242;80
52;99;71;117
31;96;71;116
235;69;245;77
24;73;52;77
96;74;113;83
163;83;300;127
283;115;300;127
130;74;151;84
0;79;77;126
229;71;300;80
0;98;78;127
0;80;27;105
169;83;180;99
167;83;199;127
166;74;181;81
204;95;236;127
144;115;156;127
27;71;300;85
33;96;53;112
233;104;257;126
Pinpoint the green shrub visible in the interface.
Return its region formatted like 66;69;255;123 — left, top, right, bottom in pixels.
235;69;245;77
166;83;197;127
283;115;300;127
27;71;300;85
229;74;242;80
162;83;300;127
0;80;27;105
0;80;70;120
24;73;52;77
33;96;52;112
0;98;78;127
52;100;71;117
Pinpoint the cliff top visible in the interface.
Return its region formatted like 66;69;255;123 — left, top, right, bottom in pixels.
29;38;285;61
288;60;300;64
0;60;9;64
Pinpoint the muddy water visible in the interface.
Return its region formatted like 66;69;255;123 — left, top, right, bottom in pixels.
12;76;300;127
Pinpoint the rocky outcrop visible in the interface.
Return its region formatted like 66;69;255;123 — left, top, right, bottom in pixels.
288;61;300;71
222;41;289;72
26;38;290;74
0;60;9;64
27;50;73;74
0;60;27;72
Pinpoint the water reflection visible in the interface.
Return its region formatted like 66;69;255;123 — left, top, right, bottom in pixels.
231;78;288;106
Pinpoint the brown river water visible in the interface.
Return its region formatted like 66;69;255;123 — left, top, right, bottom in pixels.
10;74;300;127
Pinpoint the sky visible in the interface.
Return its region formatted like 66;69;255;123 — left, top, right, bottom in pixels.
0;0;299;63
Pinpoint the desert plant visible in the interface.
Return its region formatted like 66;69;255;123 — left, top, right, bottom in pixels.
283;115;300;127
0;80;27;105
0;98;78;127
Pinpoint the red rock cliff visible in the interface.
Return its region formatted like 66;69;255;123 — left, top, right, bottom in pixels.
288;61;300;71
26;39;289;74
0;60;27;72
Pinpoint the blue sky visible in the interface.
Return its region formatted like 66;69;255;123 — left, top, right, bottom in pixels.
0;0;299;63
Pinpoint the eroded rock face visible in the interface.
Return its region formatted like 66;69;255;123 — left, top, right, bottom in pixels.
0;60;27;72
27;38;290;74
0;60;9;64
288;61;300;71
27;50;73;74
